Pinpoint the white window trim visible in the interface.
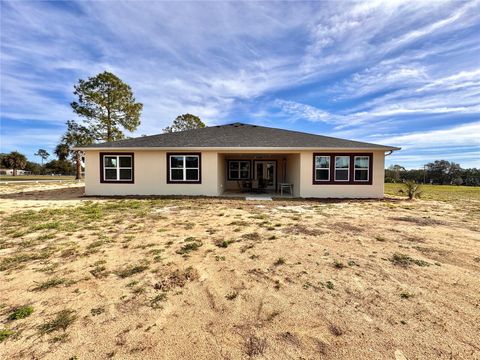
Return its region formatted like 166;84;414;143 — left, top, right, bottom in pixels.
334;155;350;182
354;156;370;182
228;160;250;180
103;155;132;181
314;155;330;182
169;155;200;182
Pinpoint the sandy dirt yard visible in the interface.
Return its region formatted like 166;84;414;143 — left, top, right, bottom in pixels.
0;183;479;359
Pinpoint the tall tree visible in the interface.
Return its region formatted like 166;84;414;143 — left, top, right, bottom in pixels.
62;120;95;179
425;160;462;184
3;151;27;176
54;143;70;161
163;114;205;133
71;71;143;142
34;149;49;166
387;164;406;182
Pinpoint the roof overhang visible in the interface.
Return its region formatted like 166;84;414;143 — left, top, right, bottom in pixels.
74;146;401;152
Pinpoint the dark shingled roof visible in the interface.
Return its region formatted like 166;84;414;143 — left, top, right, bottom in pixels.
80;123;400;150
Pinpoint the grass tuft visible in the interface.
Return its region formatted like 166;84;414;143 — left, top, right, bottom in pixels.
9;305;34;320
0;329;14;342
390;252;430;267
176;240;203;254
38;310;77;334
33;277;69;291
116;265;149;278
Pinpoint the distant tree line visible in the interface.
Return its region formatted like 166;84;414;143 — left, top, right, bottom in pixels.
385;160;480;186
0;150;75;176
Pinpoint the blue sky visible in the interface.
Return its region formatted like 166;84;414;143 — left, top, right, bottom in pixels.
1;0;479;168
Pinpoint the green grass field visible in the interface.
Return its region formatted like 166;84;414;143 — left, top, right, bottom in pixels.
385;183;480;202
0;175;76;182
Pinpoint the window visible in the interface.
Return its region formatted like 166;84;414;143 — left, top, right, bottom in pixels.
312;153;372;185
335;156;350;181
314;156;330;181
101;154;133;183
168;154;201;183
228;160;250;180
354;156;370;181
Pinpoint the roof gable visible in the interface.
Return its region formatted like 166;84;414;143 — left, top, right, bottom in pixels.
79;122;400;150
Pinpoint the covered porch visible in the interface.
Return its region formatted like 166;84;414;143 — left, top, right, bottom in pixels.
217;152;301;197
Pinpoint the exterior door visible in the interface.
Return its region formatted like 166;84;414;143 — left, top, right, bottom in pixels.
254;161;276;190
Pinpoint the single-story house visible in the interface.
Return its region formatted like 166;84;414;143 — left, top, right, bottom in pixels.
76;123;400;198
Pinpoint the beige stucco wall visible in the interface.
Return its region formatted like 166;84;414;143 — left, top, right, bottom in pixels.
217;153;226;195
84;149;386;198
285;153;301;197
84;150;219;196
298;150;385;198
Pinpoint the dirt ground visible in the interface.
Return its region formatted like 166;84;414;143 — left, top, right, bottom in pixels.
0;183;479;359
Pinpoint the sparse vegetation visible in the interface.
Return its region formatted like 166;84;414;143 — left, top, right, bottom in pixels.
33;277;69;291
326;281;335;290
38;310;77;334
244;335;267;357
176;240;203;254
153;267;199;291
9;305;34;320
1;182;479;358
90;307;105;316
390;253;430;267
150;293;167;308
329;324;344;336
225;291;238;300
116;265;149;278
400;292;415;299
0;329;14;342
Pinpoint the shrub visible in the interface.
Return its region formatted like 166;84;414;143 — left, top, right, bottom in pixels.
399;181;423;200
273;257;285;266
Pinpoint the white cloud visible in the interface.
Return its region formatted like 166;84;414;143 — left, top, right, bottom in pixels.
376;121;480;149
273;100;339;123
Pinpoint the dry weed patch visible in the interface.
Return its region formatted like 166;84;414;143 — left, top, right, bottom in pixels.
38;310;77;334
